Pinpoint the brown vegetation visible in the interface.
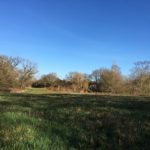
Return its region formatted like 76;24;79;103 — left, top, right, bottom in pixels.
0;55;37;91
1;54;150;95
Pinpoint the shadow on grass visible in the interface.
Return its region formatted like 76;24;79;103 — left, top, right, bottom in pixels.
0;93;150;150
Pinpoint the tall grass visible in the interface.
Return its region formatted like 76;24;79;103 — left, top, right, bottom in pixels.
0;93;150;149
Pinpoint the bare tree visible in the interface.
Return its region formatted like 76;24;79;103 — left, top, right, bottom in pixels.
90;69;102;91
66;72;89;92
18;60;37;89
0;55;19;90
91;64;124;93
9;56;22;67
130;61;150;95
40;73;59;87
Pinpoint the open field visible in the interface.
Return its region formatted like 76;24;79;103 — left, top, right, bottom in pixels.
0;92;150;150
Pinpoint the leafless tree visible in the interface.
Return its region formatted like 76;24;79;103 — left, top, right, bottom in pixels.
18;60;37;89
66;72;89;92
0;55;19;90
129;61;150;95
91;64;124;93
40;73;59;87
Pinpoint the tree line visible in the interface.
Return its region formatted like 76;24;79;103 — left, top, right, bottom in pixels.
1;54;150;95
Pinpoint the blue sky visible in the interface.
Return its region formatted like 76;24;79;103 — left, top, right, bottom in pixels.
0;0;150;78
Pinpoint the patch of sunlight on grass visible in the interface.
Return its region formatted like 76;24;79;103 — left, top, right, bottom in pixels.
0;95;7;101
1;125;36;142
25;88;49;94
0;112;67;150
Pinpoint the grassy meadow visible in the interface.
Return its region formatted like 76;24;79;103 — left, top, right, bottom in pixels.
0;89;150;150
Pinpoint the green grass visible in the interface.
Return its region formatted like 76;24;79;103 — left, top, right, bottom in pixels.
25;88;50;94
0;92;150;150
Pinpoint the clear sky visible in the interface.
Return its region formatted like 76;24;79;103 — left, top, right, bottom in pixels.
0;0;150;78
